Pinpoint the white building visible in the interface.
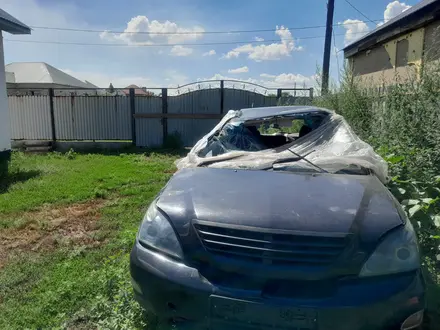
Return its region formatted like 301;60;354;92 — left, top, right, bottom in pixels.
6;62;98;95
0;9;30;176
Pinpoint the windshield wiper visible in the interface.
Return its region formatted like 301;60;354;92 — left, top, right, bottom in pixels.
284;148;328;173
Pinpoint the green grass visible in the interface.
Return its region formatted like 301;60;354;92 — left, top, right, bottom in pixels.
1;147;438;329
0;150;180;329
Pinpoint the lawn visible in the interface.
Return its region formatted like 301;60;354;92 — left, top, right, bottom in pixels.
1;150;439;330
0;150;180;329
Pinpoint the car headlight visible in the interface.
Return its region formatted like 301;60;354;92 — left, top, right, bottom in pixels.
359;221;420;277
137;203;183;259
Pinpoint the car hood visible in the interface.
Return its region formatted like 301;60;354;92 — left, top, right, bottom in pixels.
156;168;404;248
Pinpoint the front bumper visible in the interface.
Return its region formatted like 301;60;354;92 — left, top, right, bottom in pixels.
130;242;425;330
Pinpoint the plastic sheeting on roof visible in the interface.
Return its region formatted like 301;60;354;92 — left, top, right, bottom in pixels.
176;109;388;183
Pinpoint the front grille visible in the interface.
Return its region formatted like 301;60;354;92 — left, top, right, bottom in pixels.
194;221;348;266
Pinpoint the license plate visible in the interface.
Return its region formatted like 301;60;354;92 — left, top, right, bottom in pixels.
210;295;317;330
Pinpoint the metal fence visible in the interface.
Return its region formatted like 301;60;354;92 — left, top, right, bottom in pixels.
53;96;132;140
9;96;52;140
8;80;314;147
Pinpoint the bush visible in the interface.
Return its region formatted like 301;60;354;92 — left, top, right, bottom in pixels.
162;132;183;149
315;62;440;329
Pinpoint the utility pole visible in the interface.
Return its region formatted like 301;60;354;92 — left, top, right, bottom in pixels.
322;0;335;95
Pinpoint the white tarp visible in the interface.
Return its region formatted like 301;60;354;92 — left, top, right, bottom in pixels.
176;109;388;183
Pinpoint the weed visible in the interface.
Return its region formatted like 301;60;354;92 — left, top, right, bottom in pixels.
0;150;179;329
315;62;440;329
163;132;184;149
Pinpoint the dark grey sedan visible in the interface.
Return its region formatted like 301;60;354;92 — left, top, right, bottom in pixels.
130;106;425;330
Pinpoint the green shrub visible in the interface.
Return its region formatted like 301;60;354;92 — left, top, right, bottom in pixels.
162;132;183;149
316;61;440;329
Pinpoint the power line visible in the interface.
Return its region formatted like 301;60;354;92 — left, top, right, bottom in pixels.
29;25;315;34
343;0;376;24
4;32;367;47
28;19;383;35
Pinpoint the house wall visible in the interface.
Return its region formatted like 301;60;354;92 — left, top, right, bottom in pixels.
348;19;440;86
5;71;15;83
0;31;11;153
423;20;440;62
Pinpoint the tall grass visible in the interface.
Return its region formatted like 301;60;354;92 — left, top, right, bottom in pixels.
315;60;440;328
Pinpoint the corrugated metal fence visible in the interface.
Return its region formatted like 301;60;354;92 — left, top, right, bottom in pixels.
9;96;52;140
9;83;314;147
168;89;221;146
135;96;163;147
53;96;132;140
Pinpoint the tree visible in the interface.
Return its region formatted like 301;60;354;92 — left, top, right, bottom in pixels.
108;83;115;94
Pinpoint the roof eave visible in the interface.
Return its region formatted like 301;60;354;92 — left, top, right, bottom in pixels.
0;20;31;34
343;2;440;58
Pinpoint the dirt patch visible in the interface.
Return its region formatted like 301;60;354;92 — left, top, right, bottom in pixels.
0;200;107;268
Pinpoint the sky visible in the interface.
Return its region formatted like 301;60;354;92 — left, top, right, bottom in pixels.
1;0;419;89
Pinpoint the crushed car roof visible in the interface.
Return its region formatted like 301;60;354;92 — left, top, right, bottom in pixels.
176;107;388;183
237;106;331;121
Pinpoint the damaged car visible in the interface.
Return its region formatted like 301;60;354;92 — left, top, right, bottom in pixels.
130;106;425;330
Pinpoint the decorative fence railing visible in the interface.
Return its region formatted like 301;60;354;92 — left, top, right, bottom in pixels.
8;80;314;147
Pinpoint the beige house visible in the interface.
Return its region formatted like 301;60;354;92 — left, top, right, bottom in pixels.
343;0;440;87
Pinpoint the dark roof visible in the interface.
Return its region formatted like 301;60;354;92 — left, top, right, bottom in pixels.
122;85;152;96
238;106;331;121
344;0;440;57
0;9;30;34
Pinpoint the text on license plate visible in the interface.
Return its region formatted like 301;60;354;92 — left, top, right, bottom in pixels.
210;295;317;330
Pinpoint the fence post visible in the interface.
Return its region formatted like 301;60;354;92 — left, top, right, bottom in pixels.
276;88;282;103
162;88;168;143
48;88;56;144
129;88;136;146
309;88;314;100
220;80;224;114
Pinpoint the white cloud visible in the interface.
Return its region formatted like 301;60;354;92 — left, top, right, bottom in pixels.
61;69;157;88
170;45;193;56
260;73;276;78
384;1;411;22
224;26;302;62
341;19;369;45
224;49;241;59
164;69;189;87
203;49;216;56
61;68;189;88
228;66;249;74
100;15;204;45
254;37;264;42
263;73;316;88
204;72;316;89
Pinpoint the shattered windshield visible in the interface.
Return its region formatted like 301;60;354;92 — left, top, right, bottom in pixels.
198;111;327;158
176;107;388;183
